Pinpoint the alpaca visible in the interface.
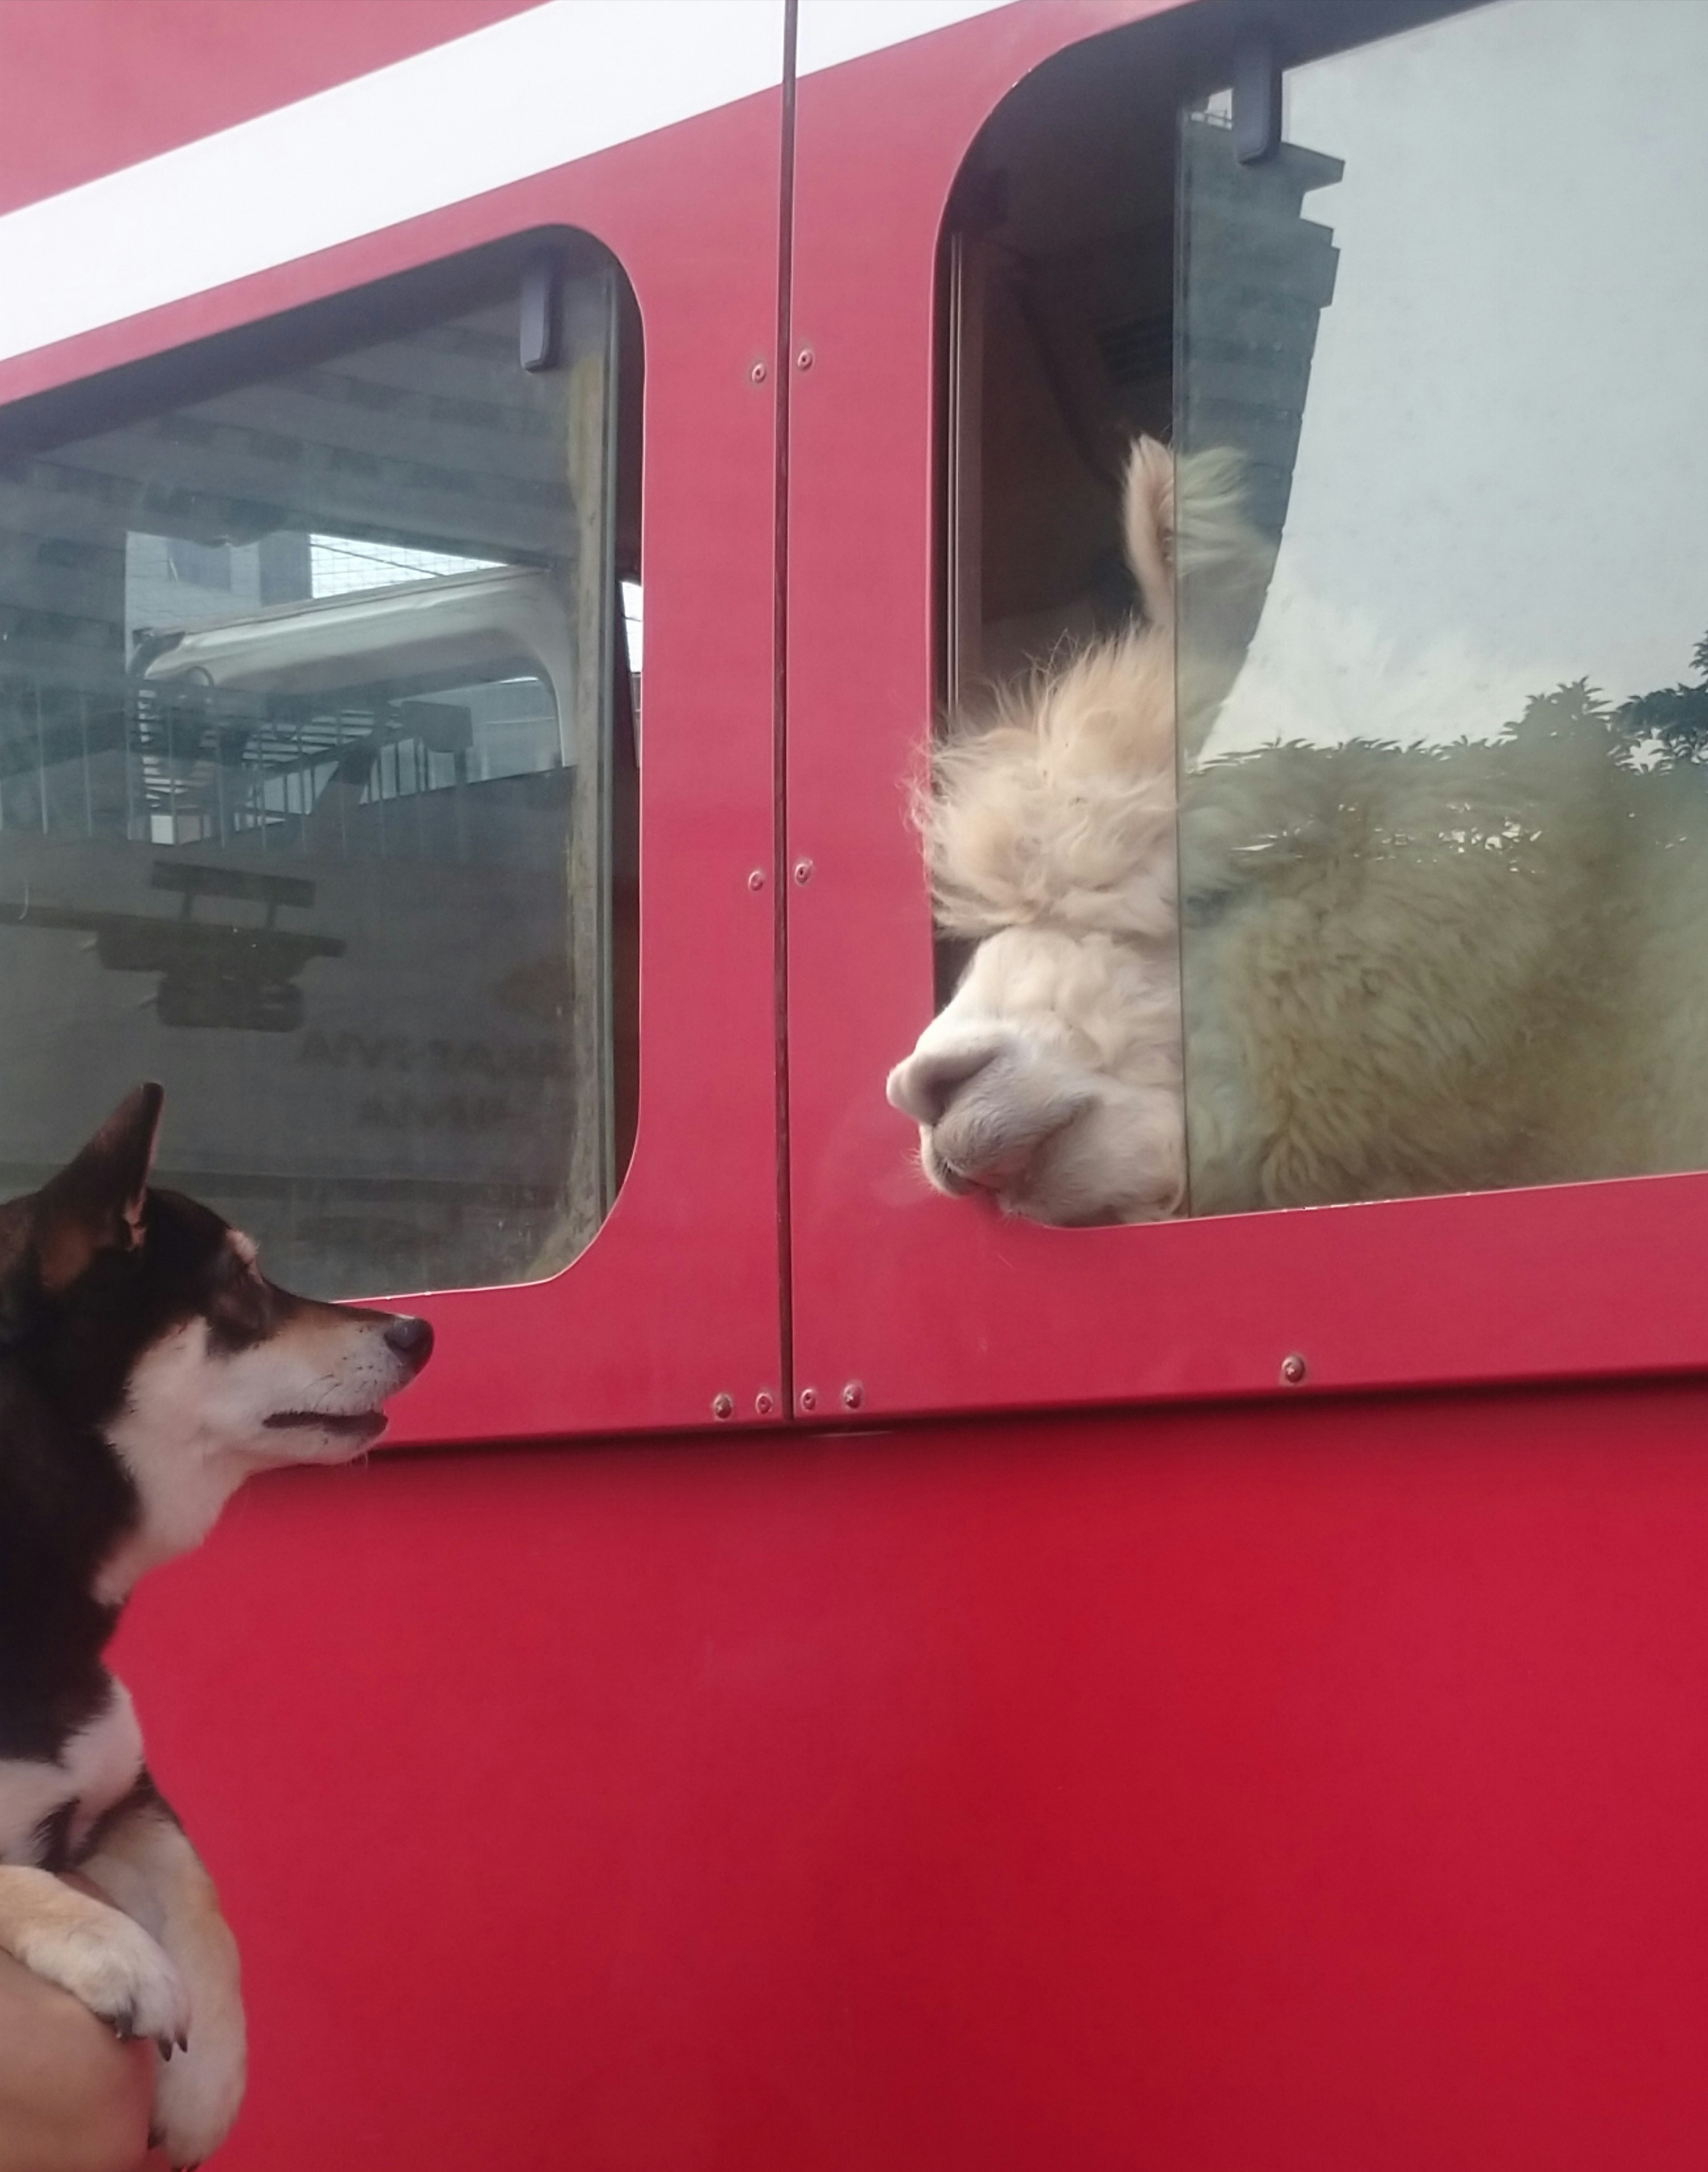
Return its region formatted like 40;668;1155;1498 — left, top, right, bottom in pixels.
885;441;1193;1224
886;440;1708;1222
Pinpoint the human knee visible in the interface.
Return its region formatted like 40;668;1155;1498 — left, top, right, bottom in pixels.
0;1983;155;2172
62;2029;155;2172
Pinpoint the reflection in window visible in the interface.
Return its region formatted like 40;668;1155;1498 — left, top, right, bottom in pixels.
308;536;500;597
1176;0;1708;1210
905;1;1708;1232
0;247;633;1296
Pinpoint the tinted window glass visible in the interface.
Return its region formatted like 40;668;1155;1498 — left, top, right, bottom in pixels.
1176;0;1708;1211
0;252;626;1294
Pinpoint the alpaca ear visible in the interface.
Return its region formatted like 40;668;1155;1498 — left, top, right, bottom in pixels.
1123;437;1176;628
33;1083;165;1294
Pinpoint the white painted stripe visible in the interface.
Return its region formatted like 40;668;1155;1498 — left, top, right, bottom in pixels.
0;0;1025;371
0;0;1024;373
796;0;1019;79
0;0;785;367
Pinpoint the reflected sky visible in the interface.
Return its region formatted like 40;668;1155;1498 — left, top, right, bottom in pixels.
1206;0;1708;750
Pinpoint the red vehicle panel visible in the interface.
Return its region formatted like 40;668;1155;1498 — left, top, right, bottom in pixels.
0;0;540;217
4;3;1708;2168
0;78;792;1441
119;1378;1708;2170
783;0;1708;1421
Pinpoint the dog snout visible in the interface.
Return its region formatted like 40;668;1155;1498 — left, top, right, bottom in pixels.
886;1036;1005;1126
381;1313;434;1375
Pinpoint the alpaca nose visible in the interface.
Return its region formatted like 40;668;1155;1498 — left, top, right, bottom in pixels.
383;1314;434;1374
886;1038;1003;1126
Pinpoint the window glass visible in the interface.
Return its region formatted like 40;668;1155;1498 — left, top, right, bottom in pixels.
905;4;1708;1234
0;249;628;1294
1176;0;1708;1211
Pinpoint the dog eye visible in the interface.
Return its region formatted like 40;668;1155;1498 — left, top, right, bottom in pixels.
209;1271;272;1352
209;1247;269;1318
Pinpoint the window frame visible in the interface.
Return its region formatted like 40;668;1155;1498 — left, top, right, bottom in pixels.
782;0;1708;1423
0;93;791;1444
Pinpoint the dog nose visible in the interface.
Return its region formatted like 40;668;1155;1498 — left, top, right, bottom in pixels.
383;1314;434;1373
887;1038;1003;1126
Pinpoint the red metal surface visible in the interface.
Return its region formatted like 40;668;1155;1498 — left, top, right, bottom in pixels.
782;0;1708;1422
12;8;1708;2172
120;1378;1708;2170
0;0;544;217
0;92;791;1441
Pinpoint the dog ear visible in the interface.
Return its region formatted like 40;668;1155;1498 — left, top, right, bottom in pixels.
33;1083;166;1294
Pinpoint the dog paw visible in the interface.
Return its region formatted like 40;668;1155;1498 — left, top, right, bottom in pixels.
11;1898;189;2053
149;1995;246;2170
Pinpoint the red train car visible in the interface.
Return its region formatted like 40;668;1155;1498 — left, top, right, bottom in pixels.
4;0;1708;2163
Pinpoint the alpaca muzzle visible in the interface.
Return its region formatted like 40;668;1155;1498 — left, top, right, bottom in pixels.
900;1034;1096;1206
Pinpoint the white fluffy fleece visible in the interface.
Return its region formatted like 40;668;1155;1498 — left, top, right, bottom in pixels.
922;441;1253;948
888;438;1708;1224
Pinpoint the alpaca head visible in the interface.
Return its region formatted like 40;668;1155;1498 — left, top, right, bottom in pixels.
886;439;1194;1225
886;922;1185;1223
886;438;1270;1225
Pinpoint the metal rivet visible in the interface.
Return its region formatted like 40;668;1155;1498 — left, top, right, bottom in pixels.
842;1381;863;1410
1280;1353;1307;1386
750;359;768;383
748;868;765;891
793;858;814;885
754;1390;774;1417
799;1386;818;1412
711;1392;734;1419
796;346;814;371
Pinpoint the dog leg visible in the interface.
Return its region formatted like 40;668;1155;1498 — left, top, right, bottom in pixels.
80;1778;246;2170
0;1860;188;2049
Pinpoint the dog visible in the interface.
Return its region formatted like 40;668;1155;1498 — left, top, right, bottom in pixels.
0;1083;432;2166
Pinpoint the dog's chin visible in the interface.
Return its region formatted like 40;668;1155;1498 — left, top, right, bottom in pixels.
260;1408;388;1459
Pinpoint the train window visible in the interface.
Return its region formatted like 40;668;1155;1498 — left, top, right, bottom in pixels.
1175;0;1708;1213
0;237;640;1296
911;0;1708;1226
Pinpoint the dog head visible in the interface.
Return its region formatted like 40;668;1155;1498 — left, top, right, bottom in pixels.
0;1085;434;1592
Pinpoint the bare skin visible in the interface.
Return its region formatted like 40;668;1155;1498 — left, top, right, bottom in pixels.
0;1951;156;2172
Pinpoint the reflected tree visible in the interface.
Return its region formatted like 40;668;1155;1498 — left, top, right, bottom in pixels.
1621;632;1708;764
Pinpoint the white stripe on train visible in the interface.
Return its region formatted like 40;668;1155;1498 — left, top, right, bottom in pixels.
0;0;1015;369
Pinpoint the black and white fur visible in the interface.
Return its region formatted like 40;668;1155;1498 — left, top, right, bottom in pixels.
0;1084;432;2166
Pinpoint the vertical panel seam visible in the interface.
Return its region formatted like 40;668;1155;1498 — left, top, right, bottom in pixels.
772;0;800;1418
